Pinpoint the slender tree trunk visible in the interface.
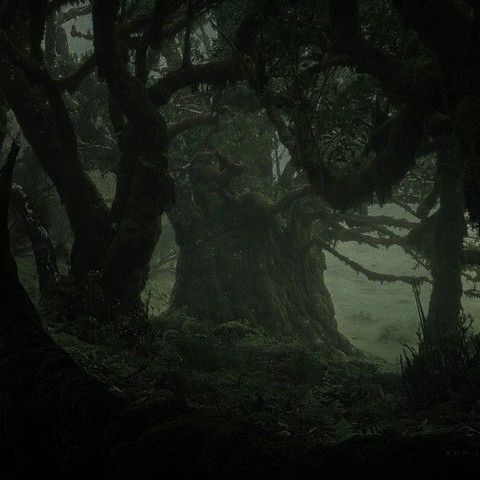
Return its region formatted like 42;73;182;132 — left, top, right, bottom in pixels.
423;139;465;350
44;11;57;72
92;0;173;310
0;56;110;274
10;183;59;295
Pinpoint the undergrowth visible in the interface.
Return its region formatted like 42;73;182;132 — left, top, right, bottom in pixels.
40;280;480;446
46;303;410;444
400;285;480;407
40;273;155;353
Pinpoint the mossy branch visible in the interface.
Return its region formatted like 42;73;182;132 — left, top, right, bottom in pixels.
314;238;431;286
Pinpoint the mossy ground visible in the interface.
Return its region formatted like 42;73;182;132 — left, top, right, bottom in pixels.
46;310;480;450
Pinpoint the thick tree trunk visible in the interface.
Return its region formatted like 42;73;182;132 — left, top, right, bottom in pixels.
170;203;346;347
423;140;465;350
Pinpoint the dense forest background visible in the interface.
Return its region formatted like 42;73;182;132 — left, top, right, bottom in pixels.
2;0;480;478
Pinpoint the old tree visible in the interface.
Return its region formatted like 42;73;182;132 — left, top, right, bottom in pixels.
1;0;480;477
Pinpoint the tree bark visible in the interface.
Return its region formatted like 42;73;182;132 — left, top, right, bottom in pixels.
0;54;110;274
92;0;174;309
424;139;465;349
10;183;59;296
174;215;338;335
168;161;349;349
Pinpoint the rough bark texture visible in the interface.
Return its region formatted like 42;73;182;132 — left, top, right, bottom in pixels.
167;143;347;348
171;207;337;340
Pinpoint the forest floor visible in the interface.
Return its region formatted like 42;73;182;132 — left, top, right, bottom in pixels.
47;312;480;452
15;202;480;474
